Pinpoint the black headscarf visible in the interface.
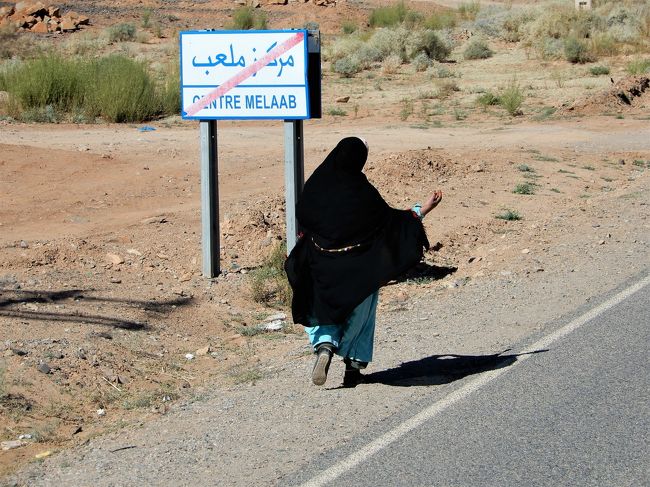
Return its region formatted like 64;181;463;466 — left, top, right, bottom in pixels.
285;137;429;326
296;137;390;246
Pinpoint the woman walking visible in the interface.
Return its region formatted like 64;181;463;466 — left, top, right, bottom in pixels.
285;137;442;386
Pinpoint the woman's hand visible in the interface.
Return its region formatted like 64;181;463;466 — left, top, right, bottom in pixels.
421;190;443;218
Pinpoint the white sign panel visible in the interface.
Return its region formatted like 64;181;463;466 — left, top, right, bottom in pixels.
180;30;310;120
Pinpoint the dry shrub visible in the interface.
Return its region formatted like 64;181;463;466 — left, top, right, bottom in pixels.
463;38;494;60
381;54;402;74
436;79;459;99
249;243;291;307
406;29;450;61
370;26;410;62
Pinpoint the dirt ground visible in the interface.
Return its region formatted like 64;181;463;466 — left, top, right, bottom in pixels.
1;0;650;480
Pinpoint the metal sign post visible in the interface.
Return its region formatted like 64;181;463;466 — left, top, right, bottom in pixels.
200;120;220;278
284;120;304;253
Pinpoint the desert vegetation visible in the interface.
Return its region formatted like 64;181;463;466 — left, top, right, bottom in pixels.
0;0;649;124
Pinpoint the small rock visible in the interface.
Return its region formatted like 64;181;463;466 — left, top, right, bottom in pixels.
521;248;530;254
106;253;124;265
126;248;143;256
266;312;287;321
262;320;285;331
18;434;32;440
59;18;75;31
109;278;122;284
30;21;48;33
196;345;211;356
598;240;606;245
96;409;106;417
37;362;51;374
92;331;113;340
468;256;476;263
336;96;350;103
11;348;28;356
185;353;195;360
19;240;29;248
1;440;25;451
179;273;192;282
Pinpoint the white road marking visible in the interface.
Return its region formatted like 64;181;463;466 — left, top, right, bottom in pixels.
299;273;650;487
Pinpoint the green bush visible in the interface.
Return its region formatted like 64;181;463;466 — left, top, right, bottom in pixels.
513;182;536;195
328;107;347;116
84;55;160;122
590;32;618;57
400;97;414;120
160;62;180;115
332;56;361;77
1;55;85;112
107;23;137;42
412;52;431;72
499;81;524;117
499;80;524;116
231;7;267;30
424;12;457;30
626;58;650;75
404;11;424;28
353;44;383;68
564;37;595;63
408;29;450;61
341;20;358;34
369;26;410;61
589;65;610;75
458;1;481;20
0;53;178;123
369;1;409;27
495;209;522;221
476;91;500;107
141;8;153;28
463;38;494;60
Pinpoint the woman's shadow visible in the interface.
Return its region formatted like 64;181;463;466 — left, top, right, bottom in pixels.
344;350;546;388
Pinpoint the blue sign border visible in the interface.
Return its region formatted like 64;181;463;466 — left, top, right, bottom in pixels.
180;29;311;121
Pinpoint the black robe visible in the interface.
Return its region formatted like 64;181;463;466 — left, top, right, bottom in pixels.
284;137;429;326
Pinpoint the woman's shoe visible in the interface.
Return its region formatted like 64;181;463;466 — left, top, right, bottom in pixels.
342;358;367;387
312;343;334;386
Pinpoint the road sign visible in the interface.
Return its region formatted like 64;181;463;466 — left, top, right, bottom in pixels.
180;30;310;120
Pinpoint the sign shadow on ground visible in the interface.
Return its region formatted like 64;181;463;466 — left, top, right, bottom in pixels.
0;288;193;330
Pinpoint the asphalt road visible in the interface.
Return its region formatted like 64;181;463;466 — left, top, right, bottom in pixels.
289;274;650;487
